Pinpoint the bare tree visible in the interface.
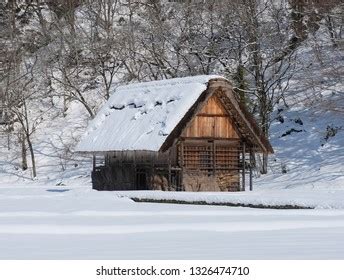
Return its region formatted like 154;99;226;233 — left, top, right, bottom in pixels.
84;0;123;99
5;57;53;178
216;0;297;173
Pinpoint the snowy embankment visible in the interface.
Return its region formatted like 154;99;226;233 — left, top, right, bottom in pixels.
116;189;344;210
1;185;344;259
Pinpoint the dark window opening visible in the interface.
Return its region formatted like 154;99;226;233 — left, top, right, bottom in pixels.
136;168;149;190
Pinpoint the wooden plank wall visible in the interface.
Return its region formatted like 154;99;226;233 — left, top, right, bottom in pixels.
182;95;239;139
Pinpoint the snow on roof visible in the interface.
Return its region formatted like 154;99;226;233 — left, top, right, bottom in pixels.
76;75;223;152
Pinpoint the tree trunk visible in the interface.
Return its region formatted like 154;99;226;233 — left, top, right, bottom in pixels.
326;16;338;47
262;153;268;174
26;134;37;178
20;132;28;171
244;0;270;174
259;95;269;174
63;93;68;117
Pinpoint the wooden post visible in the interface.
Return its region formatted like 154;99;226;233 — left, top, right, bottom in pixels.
133;151;137;190
168;163;172;190
180;141;184;191
212;140;216;176
249;167;253;191
242;141;246;191
150;153;154;190
168;150;172;190
249;150;253;191
92;154;96;171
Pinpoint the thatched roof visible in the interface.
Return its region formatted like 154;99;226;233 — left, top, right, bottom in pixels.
76;75;273;154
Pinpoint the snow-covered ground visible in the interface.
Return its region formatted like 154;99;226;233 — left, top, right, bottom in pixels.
1;184;344;259
256;92;344;191
116;189;344;209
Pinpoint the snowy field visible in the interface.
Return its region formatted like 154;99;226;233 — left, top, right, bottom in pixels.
117;189;344;209
1;185;344;260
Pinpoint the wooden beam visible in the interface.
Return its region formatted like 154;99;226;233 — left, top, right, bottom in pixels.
250;150;253;191
212;141;216;176
168;149;172;190
197;113;229;117
92;154;96;171
249;167;253;191
242;141;246;191
179;141;184;191
181;137;240;142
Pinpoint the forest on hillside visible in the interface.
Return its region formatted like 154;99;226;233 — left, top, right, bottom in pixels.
0;0;343;178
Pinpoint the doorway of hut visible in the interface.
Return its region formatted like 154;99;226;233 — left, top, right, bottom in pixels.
135;167;149;190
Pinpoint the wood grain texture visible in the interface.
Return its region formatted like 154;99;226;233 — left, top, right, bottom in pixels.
182;95;239;139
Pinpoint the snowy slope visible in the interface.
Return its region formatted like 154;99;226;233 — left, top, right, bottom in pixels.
255;33;344;191
256;99;344;190
0;100;92;186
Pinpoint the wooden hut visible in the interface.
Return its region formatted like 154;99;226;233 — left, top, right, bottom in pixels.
76;75;273;192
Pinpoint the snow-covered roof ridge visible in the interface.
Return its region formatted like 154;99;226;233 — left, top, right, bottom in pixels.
116;75;224;92
76;75;225;152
